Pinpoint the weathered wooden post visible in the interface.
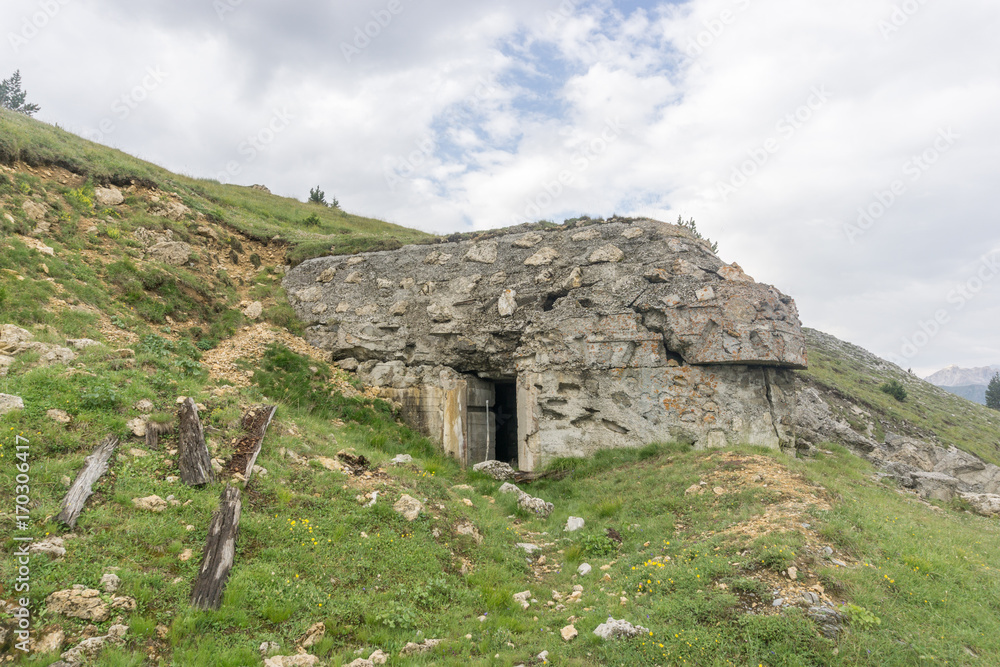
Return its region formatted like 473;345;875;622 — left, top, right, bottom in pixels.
178;397;214;486
190;485;242;610
57;435;118;528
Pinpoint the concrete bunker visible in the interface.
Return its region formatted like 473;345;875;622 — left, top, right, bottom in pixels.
284;218;807;470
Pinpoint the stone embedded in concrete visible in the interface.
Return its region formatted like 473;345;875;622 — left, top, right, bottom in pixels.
284;219;807;469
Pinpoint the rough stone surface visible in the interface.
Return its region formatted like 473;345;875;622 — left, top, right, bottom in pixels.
393;494;423;521
94;187;125;207
473;460;516;480
565;516;585;532
127;417;148;437
0;393;25;414
29;537;66;559
400;639;443;656
244;301;264;320
147;241;192;266
132;495;168;512
67;338;101;350
593;617;651;640
23;200;48;220
794;329;1000;514
561;624;579;641
286;219;805;468
263;655;320;667
577;563;592;576
36;628;65;654
46;588;110;622
101;573;121;593
368;649;388;664
299;622;326;648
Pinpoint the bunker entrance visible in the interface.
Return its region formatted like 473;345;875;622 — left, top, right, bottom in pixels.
465;377;519;467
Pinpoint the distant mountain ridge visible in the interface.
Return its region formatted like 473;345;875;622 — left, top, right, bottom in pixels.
924;364;1000;387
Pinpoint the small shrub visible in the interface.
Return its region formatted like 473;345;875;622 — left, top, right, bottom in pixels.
580;533;618;558
249;253;261;268
303;213;321;227
80;382;121;411
841;603;881;629
879;379;908;402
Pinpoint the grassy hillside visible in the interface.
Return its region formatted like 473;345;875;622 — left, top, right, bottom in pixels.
798;329;1000;466
2;113;1000;666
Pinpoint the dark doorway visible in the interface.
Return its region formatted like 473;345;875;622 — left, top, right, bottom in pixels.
493;381;518;466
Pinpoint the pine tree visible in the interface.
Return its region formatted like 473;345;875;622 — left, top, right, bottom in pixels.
987;372;1000;411
0;70;40;116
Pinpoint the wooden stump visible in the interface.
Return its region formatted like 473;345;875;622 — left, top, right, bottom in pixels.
190;485;242;610
57;435;118;528
145;420;172;450
226;405;277;486
178;398;214;487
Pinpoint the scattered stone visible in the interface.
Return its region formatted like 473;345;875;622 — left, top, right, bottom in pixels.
66;338;101;350
565;516;585;532
514;232;544;248
179;549;194;562
263;655;320;667
94;187;125;206
960;492;1000;517
126;417;148;437
29;537;66;559
400;639;443;656
368;649;388;664
346;660;373;667
23;200;48;220
473;460;516;480
393;494;424;521
684;484;705;496
593;617;650;640
299;622;326;648
0;393;25;414
513;590;532;609
577;563;592;576
561;624;578;642
808;605;844;639
48;408;72;424
456;521;483;544
517;543;541;554
46;587;111;622
35;628;65;654
259;641;280;655
100;573;121;593
392;454;413;464
132;495;168;512
518;494;554;518
787;566;798;580
236;300;265;322
315;456;347;473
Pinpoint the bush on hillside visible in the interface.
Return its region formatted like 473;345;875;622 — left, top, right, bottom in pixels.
880;379;908;402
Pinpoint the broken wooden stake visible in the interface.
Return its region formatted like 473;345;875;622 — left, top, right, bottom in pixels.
145;420;172;450
226;405;277;486
178;398;214;487
57;435;118;528
190;485;241;610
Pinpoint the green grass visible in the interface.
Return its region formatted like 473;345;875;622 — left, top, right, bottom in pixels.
798;328;1000;466
0;108;432;266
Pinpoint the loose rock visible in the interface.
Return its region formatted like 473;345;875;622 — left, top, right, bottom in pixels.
393;494;424;521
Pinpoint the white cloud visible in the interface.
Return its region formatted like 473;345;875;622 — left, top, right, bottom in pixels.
3;0;999;373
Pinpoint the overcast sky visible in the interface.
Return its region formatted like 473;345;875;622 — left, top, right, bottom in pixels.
5;0;999;376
